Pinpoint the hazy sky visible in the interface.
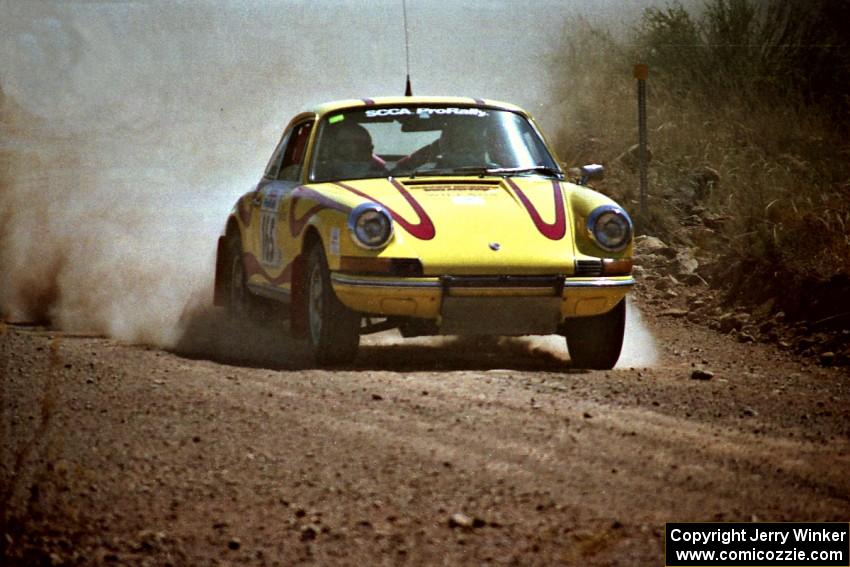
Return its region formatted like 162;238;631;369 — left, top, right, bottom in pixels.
0;0;690;341
0;0;695;189
2;1;676;138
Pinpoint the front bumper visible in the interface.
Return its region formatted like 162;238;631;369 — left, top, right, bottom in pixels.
331;273;634;333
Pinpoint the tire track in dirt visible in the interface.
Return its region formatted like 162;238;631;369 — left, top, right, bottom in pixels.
3;308;850;565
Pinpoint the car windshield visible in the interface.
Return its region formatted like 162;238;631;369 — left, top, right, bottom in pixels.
308;105;561;183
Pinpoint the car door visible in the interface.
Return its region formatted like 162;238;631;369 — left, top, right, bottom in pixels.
249;120;314;289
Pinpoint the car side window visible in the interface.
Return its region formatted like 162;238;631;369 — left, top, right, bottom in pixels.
278;121;314;182
263;136;287;179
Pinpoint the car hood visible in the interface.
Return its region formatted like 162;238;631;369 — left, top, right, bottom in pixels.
307;176;617;275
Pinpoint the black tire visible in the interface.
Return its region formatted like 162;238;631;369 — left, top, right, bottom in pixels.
306;243;360;365
224;234;252;321
565;299;626;370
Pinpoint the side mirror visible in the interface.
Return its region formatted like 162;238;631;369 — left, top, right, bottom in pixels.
568;163;605;185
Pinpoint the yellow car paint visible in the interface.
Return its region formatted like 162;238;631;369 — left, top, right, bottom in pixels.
216;96;634;332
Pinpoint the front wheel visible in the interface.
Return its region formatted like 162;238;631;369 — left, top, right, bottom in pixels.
306;243;360;365
564;299;626;370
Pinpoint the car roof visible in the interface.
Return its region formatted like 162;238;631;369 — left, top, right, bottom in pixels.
310;96;528;117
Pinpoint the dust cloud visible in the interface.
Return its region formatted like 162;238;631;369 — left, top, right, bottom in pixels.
492;300;658;369
364;299;657;369
1;0;662;363
616;299;659;367
0;0;323;345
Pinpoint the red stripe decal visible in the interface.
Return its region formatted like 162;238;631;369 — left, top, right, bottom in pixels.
243;252;293;285
334;179;436;240
288;186;352;237
505;178;566;240
290;202;325;237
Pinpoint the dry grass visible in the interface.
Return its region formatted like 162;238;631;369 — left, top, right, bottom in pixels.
549;2;850;317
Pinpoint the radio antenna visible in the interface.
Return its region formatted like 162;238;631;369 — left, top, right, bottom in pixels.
402;0;413;96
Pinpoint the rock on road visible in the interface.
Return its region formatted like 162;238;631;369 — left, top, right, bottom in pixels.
1;304;849;565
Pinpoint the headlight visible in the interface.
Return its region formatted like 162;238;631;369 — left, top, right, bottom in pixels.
348;202;394;249
587;205;632;252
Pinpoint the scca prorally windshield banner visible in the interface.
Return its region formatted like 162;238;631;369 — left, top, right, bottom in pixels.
364;107;489;118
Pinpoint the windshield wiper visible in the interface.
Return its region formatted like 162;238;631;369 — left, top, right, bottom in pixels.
484;165;564;179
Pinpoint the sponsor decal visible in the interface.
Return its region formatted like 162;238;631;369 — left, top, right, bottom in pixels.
260;188;284;266
330;227;341;256
261;188;282;211
364;108;413;117
423;184;494;192
504;178;566;240
363;107;488;119
334;179;436;240
417;107;488;117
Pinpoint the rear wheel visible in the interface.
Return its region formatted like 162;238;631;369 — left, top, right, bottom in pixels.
225;234;252;320
565;299;626;370
306;243;360;365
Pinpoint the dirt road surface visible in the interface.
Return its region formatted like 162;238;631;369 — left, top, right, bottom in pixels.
2;300;849;566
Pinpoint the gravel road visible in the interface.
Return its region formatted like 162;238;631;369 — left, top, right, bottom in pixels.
2;300;849;565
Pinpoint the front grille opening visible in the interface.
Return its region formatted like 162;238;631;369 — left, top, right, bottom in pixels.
574;259;603;276
339;257;424;277
389;259;424;277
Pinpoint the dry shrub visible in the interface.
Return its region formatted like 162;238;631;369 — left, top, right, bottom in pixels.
549;1;850;317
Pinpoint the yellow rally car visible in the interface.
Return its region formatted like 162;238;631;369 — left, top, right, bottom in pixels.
213;96;634;368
